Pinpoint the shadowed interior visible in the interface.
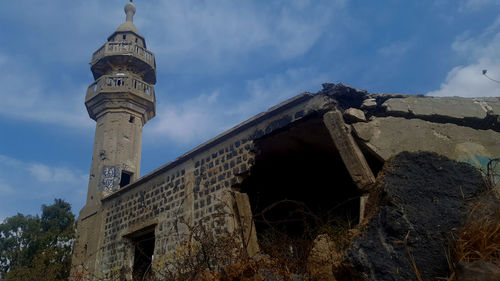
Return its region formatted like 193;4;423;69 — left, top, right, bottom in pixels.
239;118;363;257
131;230;155;280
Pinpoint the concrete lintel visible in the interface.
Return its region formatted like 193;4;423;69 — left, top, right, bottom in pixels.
323;110;376;192
122;223;157;239
233;191;259;257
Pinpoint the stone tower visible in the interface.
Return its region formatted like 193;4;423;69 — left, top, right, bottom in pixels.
72;1;156;275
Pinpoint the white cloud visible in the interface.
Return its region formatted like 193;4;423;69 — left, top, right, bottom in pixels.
0;54;92;129
427;61;500;97
27;164;87;184
232;67;328;118
0;155;23;167
0;154;88;218
458;0;500;12
1;0;345;69
0;1;123;64
427;16;500;97
451;16;500;61
0;0;346;128
143;0;345;71
147;67;328;145
377;40;415;57
0;154;88;185
149;90;224;143
0;181;14;193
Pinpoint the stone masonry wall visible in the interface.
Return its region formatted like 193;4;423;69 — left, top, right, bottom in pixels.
97;93;331;275
100;139;256;273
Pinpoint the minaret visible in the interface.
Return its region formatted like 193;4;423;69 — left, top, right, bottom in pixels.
83;0;156;215
72;1;156;275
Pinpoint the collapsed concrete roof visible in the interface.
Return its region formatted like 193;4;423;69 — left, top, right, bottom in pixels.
110;83;499;199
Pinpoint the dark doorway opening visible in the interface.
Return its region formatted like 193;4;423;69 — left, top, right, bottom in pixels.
120;171;132;187
131;228;155;280
238;117;361;271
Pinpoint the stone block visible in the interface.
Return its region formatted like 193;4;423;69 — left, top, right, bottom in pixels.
344;108;366;122
308;234;340;281
361;98;377;109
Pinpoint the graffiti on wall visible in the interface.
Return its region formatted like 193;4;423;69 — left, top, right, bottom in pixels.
100;166;121;192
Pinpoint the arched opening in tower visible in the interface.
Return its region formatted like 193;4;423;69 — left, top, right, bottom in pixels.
237;116;382;271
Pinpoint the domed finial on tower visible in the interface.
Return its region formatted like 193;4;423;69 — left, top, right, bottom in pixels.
112;1;141;37
125;1;136;23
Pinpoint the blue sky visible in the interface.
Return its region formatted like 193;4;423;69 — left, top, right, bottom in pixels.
0;0;499;221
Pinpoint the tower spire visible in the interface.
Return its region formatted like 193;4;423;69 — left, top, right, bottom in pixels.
112;0;142;37
125;1;136;23
72;1;157;275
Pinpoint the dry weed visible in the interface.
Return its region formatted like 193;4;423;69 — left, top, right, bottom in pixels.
452;208;500;265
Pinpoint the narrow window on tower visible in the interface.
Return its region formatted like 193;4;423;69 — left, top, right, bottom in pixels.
129;115;135;123
123;34;126;40
120;171;133;187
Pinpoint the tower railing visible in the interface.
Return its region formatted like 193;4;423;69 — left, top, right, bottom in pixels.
92;42;155;66
86;75;155;100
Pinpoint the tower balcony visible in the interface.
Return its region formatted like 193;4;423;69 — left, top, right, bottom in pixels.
91;42;156;84
85;75;156;122
86;74;155;100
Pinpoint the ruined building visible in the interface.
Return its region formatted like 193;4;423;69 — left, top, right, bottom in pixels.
71;2;500;280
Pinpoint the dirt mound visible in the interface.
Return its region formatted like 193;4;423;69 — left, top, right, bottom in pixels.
337;151;487;281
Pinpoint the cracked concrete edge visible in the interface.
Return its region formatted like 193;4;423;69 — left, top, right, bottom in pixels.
351;116;500;172
381;96;499;120
319;83;499;132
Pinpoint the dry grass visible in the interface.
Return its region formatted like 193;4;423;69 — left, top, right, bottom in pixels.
431;159;500;281
452;207;500;266
444;190;500;281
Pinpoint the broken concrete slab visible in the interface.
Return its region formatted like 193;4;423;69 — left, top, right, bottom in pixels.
320;83;368;110
352;116;500;170
382;96;500;120
233;191;259;257
323;111;376;191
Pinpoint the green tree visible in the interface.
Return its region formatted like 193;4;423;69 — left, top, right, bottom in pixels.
0;199;75;281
